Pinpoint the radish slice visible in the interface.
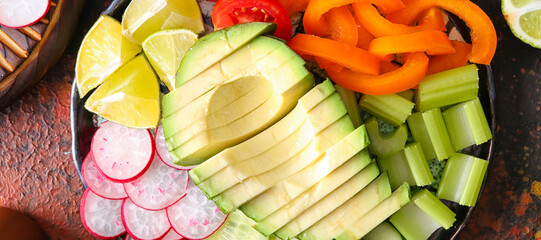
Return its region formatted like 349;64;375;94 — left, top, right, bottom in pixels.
82;151;128;200
155;124;196;170
167;180;228;239
123;155;189;210
162;229;183;240
122;198;171;240
80;189;126;239
91;121;154;183
0;0;50;28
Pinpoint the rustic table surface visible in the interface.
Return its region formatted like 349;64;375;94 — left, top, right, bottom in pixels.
0;0;539;239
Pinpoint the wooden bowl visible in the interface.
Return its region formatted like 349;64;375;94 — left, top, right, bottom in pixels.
0;0;86;110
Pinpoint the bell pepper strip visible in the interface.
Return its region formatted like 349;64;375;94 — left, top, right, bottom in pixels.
316;57;344;73
327;5;358;46
355;20;374;50
368;30;455;61
351;2;447;38
288;33;380;75
426;40;472;74
418;7;446;32
278;0;310;15
380;61;401;74
385;0;497;65
327;52;429;95
303;0;405;36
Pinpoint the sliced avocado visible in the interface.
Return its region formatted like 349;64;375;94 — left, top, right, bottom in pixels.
162;35;285;119
299;173;392;240
165;51;310;149
270;163;380;239
197;93;347;198
253;156;374;237
241;125;371;222
213;115;355;213
189;80;336;184
334;183;411;240
176;22;277;87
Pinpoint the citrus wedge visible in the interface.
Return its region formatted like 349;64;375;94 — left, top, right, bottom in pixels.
142;29;198;91
121;0;204;45
85;55;160;128
502;0;541;48
76;15;142;97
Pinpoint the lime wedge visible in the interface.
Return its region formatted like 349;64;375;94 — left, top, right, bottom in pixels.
121;0;204;45
85;55;160;128
502;0;541;48
142;29;198;91
206;210;268;240
76;15;142;97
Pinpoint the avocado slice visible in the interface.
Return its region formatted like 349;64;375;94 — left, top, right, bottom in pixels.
176;22;277;87
334;183;411;240
299;173;392;240
241;125;371;222
189;80;336;184
263;163;380;238
195;92;347;198
213;115;355;213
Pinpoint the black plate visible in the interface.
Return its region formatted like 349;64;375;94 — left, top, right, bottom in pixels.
70;1;496;239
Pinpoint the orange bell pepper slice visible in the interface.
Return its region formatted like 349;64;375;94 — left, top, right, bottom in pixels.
418;7;446;32
278;0;310;15
386;0;497;65
380;61;401;74
355;20;374;50
327;5;358;46
368;30;455;61
288;34;380;75
327;52;429;95
426;40;472;74
351;2;446;37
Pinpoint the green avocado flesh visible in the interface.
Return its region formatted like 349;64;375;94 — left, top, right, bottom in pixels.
162;36;314;166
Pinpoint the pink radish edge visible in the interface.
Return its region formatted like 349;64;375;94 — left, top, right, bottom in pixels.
80;189;126;239
82;151;128;200
166;207;229;240
155;124;196;171
0;0;50;28
121;198;171;240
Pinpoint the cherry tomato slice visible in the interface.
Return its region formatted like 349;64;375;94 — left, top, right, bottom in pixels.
212;0;293;41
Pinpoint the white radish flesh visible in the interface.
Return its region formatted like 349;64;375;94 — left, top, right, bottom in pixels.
162;229;183;240
91;121;154;183
80;189;126;239
0;0;50;28
123;155;189;210
155;124;195;170
82;151;128;200
167;180;228;239
122;198;171;240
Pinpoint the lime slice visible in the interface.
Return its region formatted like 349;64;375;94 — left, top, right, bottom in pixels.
85;55;160;128
76;15;142;97
121;0;204;45
502;0;541;48
206;210;268;240
142;29;198;91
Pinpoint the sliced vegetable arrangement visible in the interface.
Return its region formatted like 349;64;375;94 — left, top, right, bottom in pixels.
75;0;496;239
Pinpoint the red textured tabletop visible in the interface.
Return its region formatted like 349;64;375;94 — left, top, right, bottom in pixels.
0;0;540;239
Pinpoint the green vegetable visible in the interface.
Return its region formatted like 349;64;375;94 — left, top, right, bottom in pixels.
336;84;363;128
365;117;408;158
443;98;492;151
407;108;454;161
363;222;403;240
378;142;434;190
359;93;415;127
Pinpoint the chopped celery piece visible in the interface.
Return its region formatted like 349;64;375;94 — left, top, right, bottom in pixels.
397;89;415;101
443;98;492;151
363;222;403;240
334;183;411;240
365;117;408;157
272;163;380;239
378;142;434;190
359;93;415;127
436;153;489;207
298;173;392;240
407;108;454;161
336;84;362;128
415;64;479;112
390;189;456;240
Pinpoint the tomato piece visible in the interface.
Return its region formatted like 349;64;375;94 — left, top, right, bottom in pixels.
212;0;293;41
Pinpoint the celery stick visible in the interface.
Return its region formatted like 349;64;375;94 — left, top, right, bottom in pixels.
415;64;479;112
397;89;415;101
365;117;408;158
378;142;434;190
363;222;403;240
389;189;456;240
336;84;362;128
359;93;415;127
436;153;489;207
443;98;492;151
407;108;454;161
334;183;411;240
